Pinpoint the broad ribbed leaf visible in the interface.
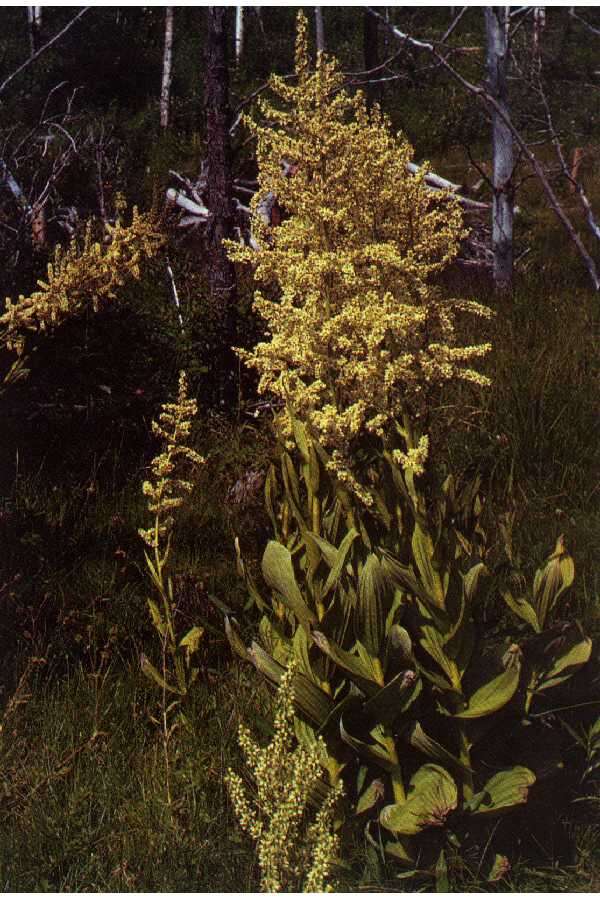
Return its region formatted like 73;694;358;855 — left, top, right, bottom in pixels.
339;715;399;771
535;634;592;693
412;523;446;609
313;631;381;691
404;721;473;776
465;766;535;816
261;541;317;627
225;616;251;661
380;764;457;835
420;625;461;690
502;590;540;632
322;528;359;596
450;664;520;719
357;552;389;656
356;778;385;815
363;670;421;724
534;535;575;629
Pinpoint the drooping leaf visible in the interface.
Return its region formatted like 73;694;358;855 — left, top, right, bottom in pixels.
403;721;473;776
147;599;167;637
502;590;540;632
225;616;250;661
380;764;458;835
261;540;317;627
533;535;575;629
465;766;535;816
312;631;381;692
179;624;204;657
140;654;181;695
534;632;592;693
356;778;385;815
362;670;421;725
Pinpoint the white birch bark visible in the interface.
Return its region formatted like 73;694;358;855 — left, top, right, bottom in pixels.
235;7;244;66
314;7;325;53
160;7;174;129
485;7;514;292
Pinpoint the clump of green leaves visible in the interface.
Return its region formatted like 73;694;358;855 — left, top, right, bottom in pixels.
226;663;344;892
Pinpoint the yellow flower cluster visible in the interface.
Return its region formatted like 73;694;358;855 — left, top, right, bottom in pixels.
1;208;163;351
139;371;204;552
226;664;343;892
229;12;491;499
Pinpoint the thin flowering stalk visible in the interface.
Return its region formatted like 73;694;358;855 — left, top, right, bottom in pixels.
226;664;344;892
138;371;205;810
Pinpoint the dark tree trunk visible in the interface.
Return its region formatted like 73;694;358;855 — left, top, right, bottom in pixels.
485;7;514;294
363;9;382;109
205;6;238;404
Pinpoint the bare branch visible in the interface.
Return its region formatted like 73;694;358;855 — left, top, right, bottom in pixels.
0;8;91;98
368;6;600;291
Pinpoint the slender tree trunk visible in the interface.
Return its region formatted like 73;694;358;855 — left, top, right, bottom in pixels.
26;6;42;55
363;9;382;109
485;7;514;293
205;6;238;403
314;7;325;53
160;7;174;129
235;7;244;66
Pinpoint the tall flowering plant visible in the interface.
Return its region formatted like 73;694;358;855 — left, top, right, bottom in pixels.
227;14;592;877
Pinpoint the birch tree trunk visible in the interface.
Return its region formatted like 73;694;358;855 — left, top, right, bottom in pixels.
205;6;238;403
26;6;42;55
235;7;244;66
485;6;514;293
363;8;381;109
314;7;325;53
160;7;174;129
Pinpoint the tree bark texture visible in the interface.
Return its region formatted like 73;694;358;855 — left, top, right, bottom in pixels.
235;7;244;66
160;7;174;129
205;6;238;402
485;7;514;293
314;7;325;53
363;8;382;109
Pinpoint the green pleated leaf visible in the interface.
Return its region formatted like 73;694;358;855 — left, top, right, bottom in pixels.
322;528;359;596
420;624;461;691
356;552;389;657
356;778;385;815
502;590;540;632
463;562;489;606
380;764;458;835
312;631;381;691
412;523;446;609
179;624;204;656
225;616;251;661
534;633;592;693
339;715;399;771
248;641;286;686
534;535;575;629
362;670;421;725
449;663;520;719
403;721;473;776
465;766;535;816
261;541;317;627
147;599;167;637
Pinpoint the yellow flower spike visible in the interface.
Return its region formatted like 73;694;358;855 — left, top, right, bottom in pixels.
228;12;491;501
